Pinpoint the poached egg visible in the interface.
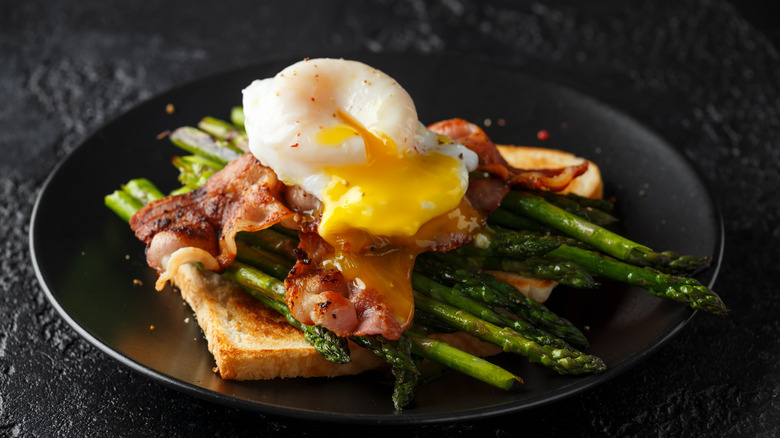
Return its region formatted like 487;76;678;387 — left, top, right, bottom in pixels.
242;58;480;332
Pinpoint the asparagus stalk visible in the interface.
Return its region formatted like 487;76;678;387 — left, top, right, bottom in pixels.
169;126;242;166
171;155;219;192
549;245;728;314
104;190;144;223
406;331;523;391
488;208;553;233
122;178;165;205
501;191;711;275
529;190;617;226
411;273;577;351
423;251;591;346
349;334;419;410
470;226;589;259
412;291;605;375
238;229;298;262
238;226;592;347
465;254;596;289
230;106;245;128
453;227;596;288
197;116;247;153
235;241;294;280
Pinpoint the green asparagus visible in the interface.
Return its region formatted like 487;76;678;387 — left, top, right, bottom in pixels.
407;331;523;391
501;191;711;275
548;245;727;314
197;116;247;153
169;126;241;166
411;273;576;351
412;291;605;374
349;334;419;410
421;251;591;346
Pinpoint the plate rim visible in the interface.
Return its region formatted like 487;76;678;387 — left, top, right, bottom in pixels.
29;52;724;425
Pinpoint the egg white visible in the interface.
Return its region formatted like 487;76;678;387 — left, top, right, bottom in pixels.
242;58;477;203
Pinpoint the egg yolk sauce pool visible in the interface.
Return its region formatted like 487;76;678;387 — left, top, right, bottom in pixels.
242;58;480;334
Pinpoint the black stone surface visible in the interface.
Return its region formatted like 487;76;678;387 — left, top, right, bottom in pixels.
2;0;779;436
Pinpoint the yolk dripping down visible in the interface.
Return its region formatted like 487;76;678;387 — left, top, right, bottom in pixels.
314;112;482;329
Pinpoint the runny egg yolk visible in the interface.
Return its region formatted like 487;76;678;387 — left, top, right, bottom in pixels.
314;112;482;328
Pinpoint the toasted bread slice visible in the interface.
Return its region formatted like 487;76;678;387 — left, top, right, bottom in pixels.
174;263;385;380
491;145;603;303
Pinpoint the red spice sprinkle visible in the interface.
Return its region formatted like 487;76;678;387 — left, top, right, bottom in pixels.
291;143;299;148
537;129;550;141
311;97;315;102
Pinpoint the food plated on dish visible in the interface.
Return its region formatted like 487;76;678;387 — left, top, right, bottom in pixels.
100;57;726;411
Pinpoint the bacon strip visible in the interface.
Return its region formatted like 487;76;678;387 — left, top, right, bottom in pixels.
130;153;296;283
131;118;588;340
428;118;588;214
285;233;406;339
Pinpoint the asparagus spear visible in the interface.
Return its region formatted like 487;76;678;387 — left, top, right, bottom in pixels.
452;227;596;288
171;155;218;192
238;229;298;262
235;241;294;280
230;106;245;128
121;178;165;205
423;251;591;346
411;273;577;351
470;226;589;259
406;331;523;391
412;291;605;375
465;254;596;289
169;126;242;166
105;190;143;222
529;190;617;226
197;116;247;153
501;191;711;275
487;207;553;233
349;334;420;410
549;245;727;314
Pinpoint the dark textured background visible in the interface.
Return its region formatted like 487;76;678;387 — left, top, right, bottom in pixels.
2;0;779;436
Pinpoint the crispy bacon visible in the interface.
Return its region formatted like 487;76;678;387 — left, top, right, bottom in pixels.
130;153;296;279
131;118;588;340
428;118;588;214
285;233;405;339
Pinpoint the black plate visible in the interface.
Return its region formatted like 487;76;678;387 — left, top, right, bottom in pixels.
30;53;722;424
